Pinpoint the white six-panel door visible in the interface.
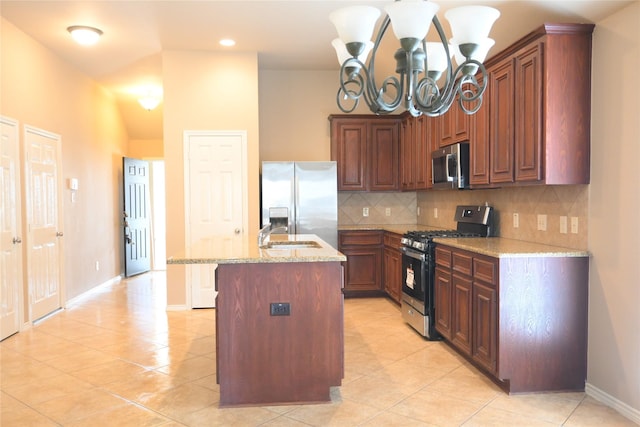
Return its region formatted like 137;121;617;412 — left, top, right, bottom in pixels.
184;131;247;308
24;126;64;321
1;116;23;340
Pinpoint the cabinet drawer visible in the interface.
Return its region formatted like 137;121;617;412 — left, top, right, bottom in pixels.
435;246;452;268
452;251;473;276
339;231;383;246
473;256;497;286
383;232;402;248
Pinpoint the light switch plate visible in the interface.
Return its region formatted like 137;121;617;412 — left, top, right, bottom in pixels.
385;207;391;216
362;207;369;217
537;214;547;231
513;213;519;228
571;217;579;234
560;216;568;234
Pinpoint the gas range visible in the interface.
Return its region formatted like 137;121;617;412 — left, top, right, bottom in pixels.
400;205;494;339
401;229;482;251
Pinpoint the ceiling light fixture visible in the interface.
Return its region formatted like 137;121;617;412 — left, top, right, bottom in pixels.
67;25;103;46
138;95;161;111
219;38;236;47
330;1;499;117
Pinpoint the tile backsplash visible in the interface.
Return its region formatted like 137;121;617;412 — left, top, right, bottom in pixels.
338;192;417;225
338;185;588;250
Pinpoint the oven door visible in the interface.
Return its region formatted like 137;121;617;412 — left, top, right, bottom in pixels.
401;246;427;303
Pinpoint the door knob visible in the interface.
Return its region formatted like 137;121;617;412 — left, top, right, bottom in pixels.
235;228;241;234
12;237;22;244
56;232;64;237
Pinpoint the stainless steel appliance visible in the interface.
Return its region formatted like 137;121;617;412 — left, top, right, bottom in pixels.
401;205;494;339
261;161;338;249
432;142;470;190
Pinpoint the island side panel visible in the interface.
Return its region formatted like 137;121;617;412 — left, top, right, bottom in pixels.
216;261;344;406
498;256;589;393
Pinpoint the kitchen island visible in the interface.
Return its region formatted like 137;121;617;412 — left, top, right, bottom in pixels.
168;234;346;407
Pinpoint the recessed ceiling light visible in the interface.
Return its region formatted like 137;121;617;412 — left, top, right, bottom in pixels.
67;25;103;46
219;39;236;47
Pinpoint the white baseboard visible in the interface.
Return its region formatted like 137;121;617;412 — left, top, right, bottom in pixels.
65;275;122;307
166;304;190;311
585;382;640;425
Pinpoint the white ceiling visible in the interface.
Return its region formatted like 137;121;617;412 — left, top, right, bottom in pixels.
1;0;634;140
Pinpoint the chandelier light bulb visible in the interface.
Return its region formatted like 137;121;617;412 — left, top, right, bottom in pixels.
67;26;103;46
329;1;500;116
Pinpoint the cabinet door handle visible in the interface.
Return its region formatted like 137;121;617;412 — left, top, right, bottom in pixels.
12;237;22;244
56;232;64;237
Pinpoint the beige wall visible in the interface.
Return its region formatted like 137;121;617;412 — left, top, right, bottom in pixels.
129;139;163;159
258;69;373;164
0;18;129;308
162;50;260;307
588;1;640;413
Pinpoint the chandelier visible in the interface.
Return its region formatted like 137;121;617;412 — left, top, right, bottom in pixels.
330;1;499;117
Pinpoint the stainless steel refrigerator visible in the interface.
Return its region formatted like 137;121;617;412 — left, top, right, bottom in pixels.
261;161;338;249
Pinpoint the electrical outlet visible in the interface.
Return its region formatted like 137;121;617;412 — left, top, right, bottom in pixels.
385;207;391;216
95;261;100;271
537;214;547;231
270;302;290;316
571;217;579;234
513;213;519;228
362;207;369;217
560;216;568;234
433;208;438;218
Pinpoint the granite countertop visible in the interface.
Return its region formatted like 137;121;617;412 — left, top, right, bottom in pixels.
433;237;590;258
167;234;346;265
338;224;588;257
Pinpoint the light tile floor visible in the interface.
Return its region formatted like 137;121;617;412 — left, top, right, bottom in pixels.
1;271;636;426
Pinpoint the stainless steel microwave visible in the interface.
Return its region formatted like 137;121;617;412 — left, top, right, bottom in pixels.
431;142;470;190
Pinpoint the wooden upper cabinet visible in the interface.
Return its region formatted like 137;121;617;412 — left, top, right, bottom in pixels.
330;115;400;191
470;75;490;186
470;23;594;188
489;58;516;184
370;119;400;191
400;114;431;191
515;43;543;182
439;94;470;148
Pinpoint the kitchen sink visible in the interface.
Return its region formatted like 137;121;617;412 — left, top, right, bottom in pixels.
263;241;322;250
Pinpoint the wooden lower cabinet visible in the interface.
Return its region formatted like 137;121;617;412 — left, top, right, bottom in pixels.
383;232;402;304
338;230;384;297
435;243;588;393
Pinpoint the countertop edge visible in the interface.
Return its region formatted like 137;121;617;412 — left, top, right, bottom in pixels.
433;237;590;258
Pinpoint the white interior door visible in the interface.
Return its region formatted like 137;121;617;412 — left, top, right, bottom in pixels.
1;116;23;340
184;131;247;308
24;126;64;321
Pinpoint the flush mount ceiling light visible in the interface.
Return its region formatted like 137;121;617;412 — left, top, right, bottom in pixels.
67;25;103;46
330;1;499;117
138;95;161;111
219;38;236;47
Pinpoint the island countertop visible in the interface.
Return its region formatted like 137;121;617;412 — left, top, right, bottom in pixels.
167;234;346;265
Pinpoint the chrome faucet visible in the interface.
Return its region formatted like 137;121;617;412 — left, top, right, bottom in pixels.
258;224;288;248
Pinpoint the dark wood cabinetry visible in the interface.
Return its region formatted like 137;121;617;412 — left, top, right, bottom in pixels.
439;93;470;148
472;23;594;187
383;232;403;304
329;115;401;191
435;242;588;393
338;230;384;297
400;115;432;191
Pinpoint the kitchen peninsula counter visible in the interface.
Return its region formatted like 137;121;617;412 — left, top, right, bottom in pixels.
168;234;345;407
